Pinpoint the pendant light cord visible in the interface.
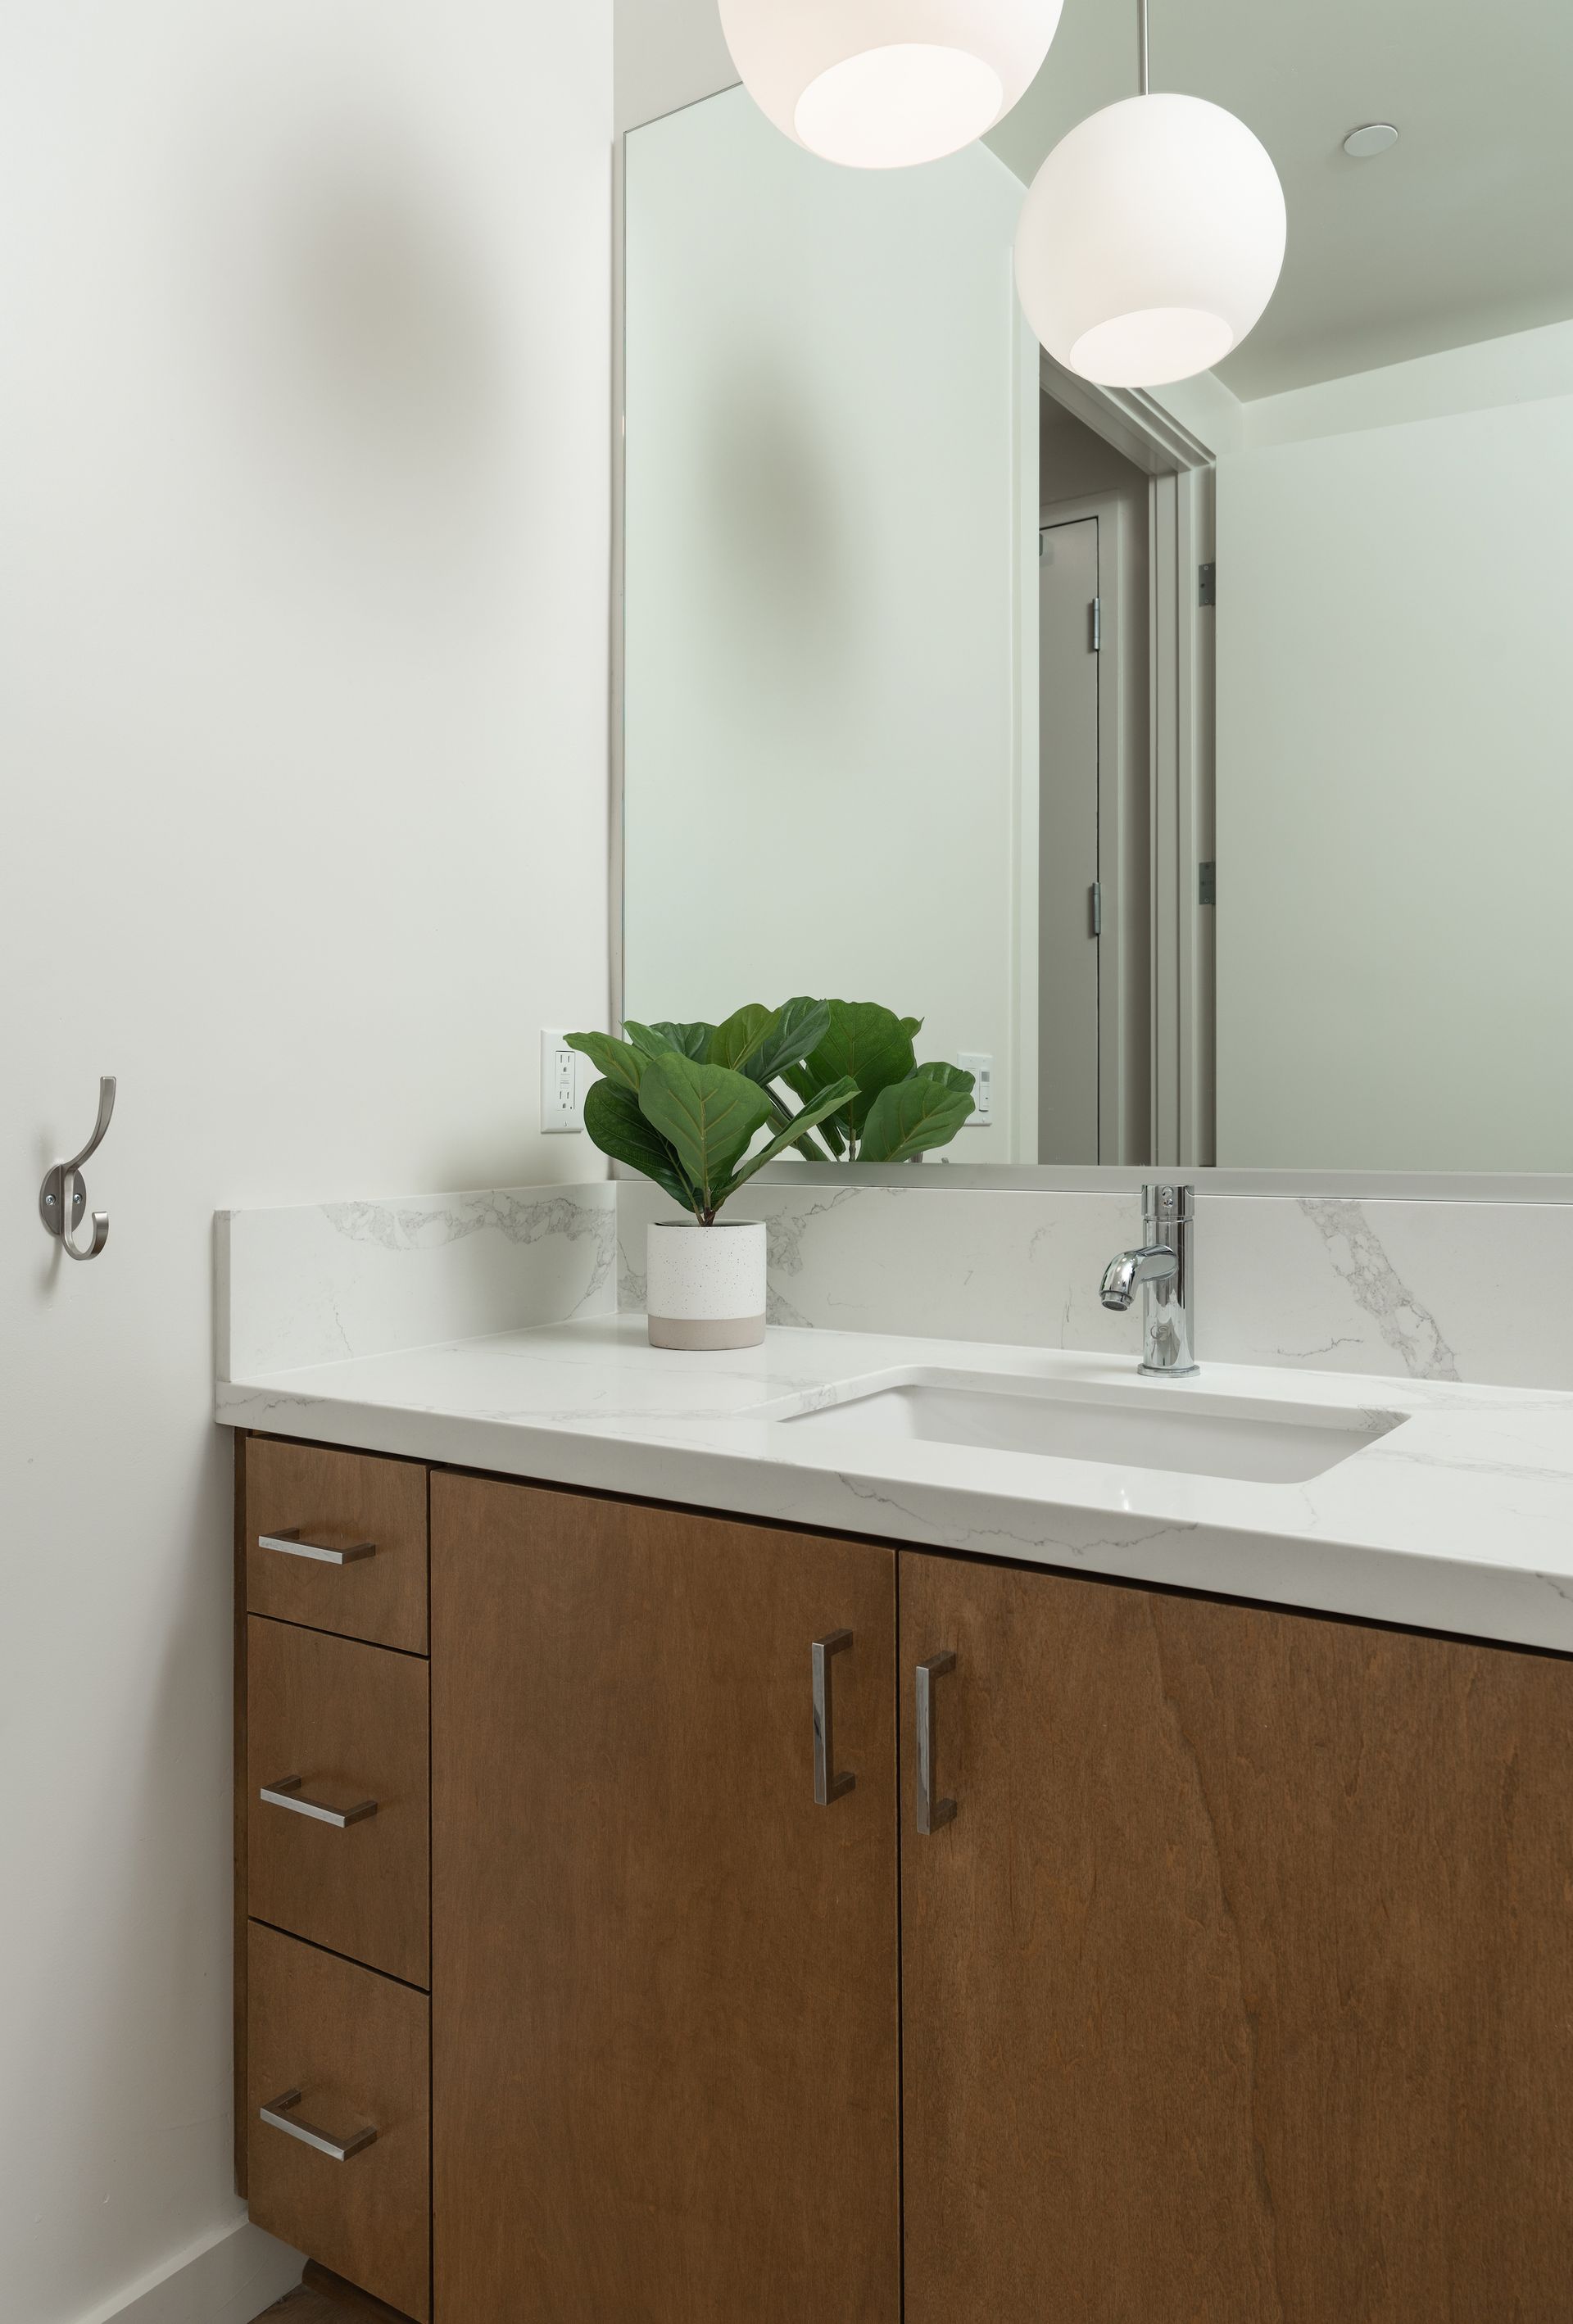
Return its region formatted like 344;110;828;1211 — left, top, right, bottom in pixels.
1139;0;1150;94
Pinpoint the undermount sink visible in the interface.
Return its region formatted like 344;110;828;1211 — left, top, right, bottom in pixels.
778;1369;1403;1485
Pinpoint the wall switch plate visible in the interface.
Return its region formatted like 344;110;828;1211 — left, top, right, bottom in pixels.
958;1051;994;1126
540;1030;584;1133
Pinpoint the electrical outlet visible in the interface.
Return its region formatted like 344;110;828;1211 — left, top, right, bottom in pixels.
540;1030;584;1134
958;1052;994;1126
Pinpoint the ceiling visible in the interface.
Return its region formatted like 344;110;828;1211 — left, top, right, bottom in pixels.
986;0;1573;398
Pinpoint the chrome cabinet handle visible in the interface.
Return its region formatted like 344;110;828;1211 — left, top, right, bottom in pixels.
259;2088;377;2162
258;1528;375;1567
260;1775;378;1829
916;1651;958;1834
812;1630;855;1806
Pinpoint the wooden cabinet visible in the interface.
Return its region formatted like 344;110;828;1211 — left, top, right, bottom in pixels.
429;1473;901;2324
248;1922;431;2322
899;1550;1573;2324
233;1431;1573;2324
237;1437;433;2317
247;1617;430;1986
247;1436;428;1654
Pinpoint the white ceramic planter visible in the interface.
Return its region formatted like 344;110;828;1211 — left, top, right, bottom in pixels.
646;1220;767;1350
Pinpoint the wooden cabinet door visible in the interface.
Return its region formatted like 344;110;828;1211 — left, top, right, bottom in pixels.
247;1922;430;2322
900;1551;1573;2324
431;1475;900;2324
247;1437;428;1654
248;1617;430;1986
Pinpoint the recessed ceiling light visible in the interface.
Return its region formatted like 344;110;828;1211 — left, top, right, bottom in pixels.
1343;121;1399;159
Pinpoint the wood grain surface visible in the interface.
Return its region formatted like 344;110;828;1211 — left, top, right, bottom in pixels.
247;1923;431;2322
247;1438;428;1654
248;1616;430;1986
430;1474;901;2324
235;1432;250;2198
900;1549;1573;2324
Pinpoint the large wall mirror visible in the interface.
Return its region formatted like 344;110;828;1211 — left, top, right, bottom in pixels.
619;2;1573;1176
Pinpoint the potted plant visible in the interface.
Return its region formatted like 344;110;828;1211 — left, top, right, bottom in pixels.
567;999;974;1348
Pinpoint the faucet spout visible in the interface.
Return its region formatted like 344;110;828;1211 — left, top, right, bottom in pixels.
1100;1244;1179;1313
1097;1186;1198;1375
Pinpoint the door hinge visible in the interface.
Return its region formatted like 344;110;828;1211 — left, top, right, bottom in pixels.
1090;881;1103;937
1091;596;1101;651
1198;562;1216;608
1199;861;1216;907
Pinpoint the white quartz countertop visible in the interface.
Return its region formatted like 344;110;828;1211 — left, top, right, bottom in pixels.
217;1314;1573;1654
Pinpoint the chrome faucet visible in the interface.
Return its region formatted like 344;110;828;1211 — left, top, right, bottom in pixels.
1100;1185;1198;1376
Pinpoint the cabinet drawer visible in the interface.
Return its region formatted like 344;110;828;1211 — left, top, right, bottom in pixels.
248;1922;430;2322
249;1618;429;1987
247;1438;428;1654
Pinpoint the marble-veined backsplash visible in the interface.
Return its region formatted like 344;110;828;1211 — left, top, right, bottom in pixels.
215;1185;616;1378
215;1173;1571;1392
616;1178;1573;1392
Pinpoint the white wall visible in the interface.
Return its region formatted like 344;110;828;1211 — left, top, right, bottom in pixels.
614;0;734;134
1216;371;1573;1168
622;87;1037;1157
0;7;610;2322
1244;317;1573;451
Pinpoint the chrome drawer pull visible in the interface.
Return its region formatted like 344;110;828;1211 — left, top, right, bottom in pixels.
916;1650;958;1835
258;1528;376;1566
812;1630;855;1806
259;2087;377;2163
260;1775;378;1828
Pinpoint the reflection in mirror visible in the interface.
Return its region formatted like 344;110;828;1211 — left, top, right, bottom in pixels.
623;4;1573;1174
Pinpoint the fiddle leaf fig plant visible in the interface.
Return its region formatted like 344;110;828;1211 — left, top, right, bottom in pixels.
784;1000;975;1162
566;997;974;1223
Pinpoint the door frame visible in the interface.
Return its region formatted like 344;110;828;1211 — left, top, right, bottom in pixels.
1033;491;1149;1167
1031;506;1104;1167
1037;355;1217;1168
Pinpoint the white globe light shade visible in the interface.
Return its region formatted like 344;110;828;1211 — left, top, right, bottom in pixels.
1014;93;1286;387
718;0;1065;170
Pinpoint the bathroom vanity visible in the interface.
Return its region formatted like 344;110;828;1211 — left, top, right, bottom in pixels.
226;1318;1573;2324
215;8;1573;2310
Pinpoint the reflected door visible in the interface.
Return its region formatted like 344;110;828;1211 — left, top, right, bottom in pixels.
1038;515;1100;1162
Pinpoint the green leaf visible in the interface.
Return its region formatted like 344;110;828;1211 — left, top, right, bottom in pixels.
760;1091;836;1164
624;1018;715;1062
647;1019;715;1061
622;1020;669;1058
856;1076;973;1164
803;1001;918;1138
900;1017;924;1040
708;1003;775;1072
583;1079;696;1212
719;1078;860;1200
746;996;832;1088
564;1030;645;1092
782;1062;849;1154
904;1060;976;1101
637;1053;771;1212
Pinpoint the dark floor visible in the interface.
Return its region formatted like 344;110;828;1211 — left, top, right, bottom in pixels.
256;2273;410;2324
257;2294;345;2324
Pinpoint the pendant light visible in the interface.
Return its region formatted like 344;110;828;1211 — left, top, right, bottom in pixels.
718;0;1066;171
1013;0;1285;387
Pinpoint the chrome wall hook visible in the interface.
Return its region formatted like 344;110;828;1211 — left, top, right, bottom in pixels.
39;1076;116;1262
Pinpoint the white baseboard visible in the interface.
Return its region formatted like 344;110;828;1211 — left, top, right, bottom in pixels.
77;2218;304;2324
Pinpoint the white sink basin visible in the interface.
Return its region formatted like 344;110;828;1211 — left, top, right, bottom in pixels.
778;1369;1402;1485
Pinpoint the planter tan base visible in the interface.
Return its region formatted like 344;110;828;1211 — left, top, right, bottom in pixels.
647;1313;767;1351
